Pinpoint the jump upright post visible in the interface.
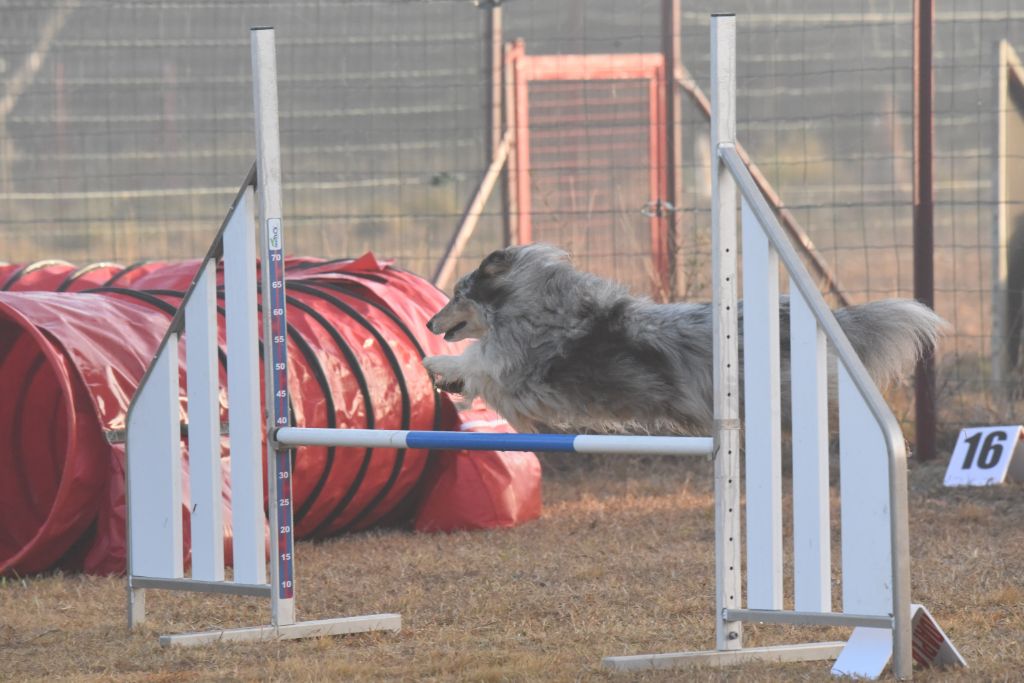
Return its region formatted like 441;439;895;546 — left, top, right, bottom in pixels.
602;14;923;678
124;27;400;646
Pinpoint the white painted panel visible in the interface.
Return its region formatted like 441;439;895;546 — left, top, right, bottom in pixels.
224;187;267;585
838;363;892;616
741;197;782;610
789;281;831;612
185;260;224;582
128;340;183;579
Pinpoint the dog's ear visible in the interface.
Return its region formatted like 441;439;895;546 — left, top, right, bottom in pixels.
479;249;514;278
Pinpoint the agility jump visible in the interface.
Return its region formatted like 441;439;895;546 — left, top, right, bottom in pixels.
125;16;955;678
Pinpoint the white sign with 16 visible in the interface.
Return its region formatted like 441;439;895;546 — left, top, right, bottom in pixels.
943;425;1024;486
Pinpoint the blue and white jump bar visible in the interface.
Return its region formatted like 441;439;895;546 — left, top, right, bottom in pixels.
275;427;713;457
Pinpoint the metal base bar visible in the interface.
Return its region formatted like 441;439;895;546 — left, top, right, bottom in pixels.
130;576;272;597
602;642;845;671
159;614;402;647
726;608;893;629
128;587;146;628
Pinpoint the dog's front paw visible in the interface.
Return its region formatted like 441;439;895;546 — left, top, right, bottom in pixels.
423;355;465;394
433;376;465;394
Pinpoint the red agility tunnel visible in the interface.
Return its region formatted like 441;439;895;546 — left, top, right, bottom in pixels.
0;259;174;292
0;255;540;576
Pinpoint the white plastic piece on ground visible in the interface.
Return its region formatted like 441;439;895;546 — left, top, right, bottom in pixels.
831;604;967;678
831;625;891;678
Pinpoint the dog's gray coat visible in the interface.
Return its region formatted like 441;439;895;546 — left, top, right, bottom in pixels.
423;244;945;436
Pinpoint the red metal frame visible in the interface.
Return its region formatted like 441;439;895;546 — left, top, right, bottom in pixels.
507;44;669;295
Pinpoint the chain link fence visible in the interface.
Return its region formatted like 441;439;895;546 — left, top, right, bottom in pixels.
3;0;1024;444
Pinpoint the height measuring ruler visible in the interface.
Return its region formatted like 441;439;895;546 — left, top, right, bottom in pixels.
264;217;295;606
252;26;296;626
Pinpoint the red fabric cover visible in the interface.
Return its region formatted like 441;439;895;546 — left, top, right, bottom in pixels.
55;264;126;292
414;404;542;533
0;292;167;574
0;260;76;291
0;255;542;576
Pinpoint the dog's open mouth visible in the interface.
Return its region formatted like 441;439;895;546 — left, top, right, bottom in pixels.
443;321;467;341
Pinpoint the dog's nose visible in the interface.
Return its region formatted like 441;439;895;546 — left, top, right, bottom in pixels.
426;317;436;333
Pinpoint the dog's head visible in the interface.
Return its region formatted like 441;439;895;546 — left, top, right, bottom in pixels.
427;244;572;341
426;247;521;342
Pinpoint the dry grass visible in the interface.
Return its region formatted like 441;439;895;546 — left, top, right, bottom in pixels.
2;456;1022;682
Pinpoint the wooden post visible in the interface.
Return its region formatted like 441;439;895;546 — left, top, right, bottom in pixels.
662;0;684;299
506;40;526;245
487;5;503;159
502;42;516;246
486;4;513;248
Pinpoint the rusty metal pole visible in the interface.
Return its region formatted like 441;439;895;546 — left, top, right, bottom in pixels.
913;0;936;461
662;0;684;299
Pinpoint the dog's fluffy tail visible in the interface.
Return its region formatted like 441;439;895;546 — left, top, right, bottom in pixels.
834;299;947;388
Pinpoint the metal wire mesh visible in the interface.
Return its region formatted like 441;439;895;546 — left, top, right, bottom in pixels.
0;0;492;275
523;77;660;294
3;0;1024;440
